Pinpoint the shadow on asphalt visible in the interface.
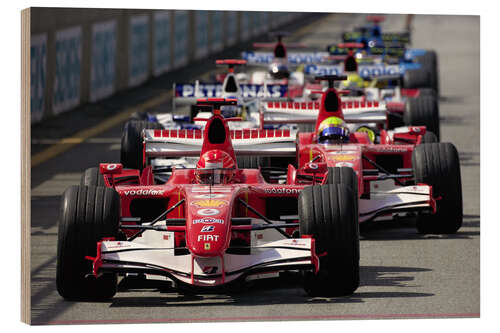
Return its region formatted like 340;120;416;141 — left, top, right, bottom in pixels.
360;215;479;241
106;264;434;308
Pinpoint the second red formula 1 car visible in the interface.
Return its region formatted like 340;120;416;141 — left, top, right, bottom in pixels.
264;75;462;233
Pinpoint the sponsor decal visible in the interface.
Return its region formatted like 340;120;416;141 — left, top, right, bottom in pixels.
129;15;150;87
153;11;171;75
90;20;116;102
163;235;170;240
192;217;224;224
195;11;208;59
304;64;343;76
327;150;358;154
202;266;218;274
283;239;307;246
264;188;301;195
370;146;407;153
191;199;228;208
106;242;131;249
175;83;287;98
31;33;47;123
123;189;165;196
328;154;355;162
241;84;288;98
201;225;215;232
204;243;211;250
174;11;188;68
198;234;220;242
197;208;220;216
106;163;118;170
194;194;226;199
241;51;274;64
335;162;354;168
53;26;82;114
358;64;400;78
287;52;329;64
175;83;223;98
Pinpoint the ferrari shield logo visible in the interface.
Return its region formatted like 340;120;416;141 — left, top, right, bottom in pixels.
204;243;211;250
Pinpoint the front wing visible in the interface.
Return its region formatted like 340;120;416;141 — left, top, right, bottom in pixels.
90;238;317;287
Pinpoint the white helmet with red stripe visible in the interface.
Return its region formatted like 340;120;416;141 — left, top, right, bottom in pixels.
195;150;236;184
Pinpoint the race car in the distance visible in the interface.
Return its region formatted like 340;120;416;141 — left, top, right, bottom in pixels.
56;98;360;300
302;48;440;139
337;15;439;92
120;59;293;170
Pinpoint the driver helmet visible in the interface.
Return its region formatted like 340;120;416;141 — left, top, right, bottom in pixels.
341;73;365;89
195;150;236;184
268;61;290;80
220;97;241;118
317;117;350;144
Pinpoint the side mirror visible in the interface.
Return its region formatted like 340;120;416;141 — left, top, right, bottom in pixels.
99;163;123;175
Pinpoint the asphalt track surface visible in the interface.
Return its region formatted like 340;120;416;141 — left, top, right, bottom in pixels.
30;13;480;325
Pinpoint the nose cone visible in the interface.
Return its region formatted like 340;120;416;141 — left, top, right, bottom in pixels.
186;199;232;257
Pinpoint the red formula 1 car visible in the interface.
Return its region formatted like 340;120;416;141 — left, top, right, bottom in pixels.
265;75;462;232
56;98;360;301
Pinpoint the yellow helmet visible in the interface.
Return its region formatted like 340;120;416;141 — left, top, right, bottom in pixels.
317;117;349;144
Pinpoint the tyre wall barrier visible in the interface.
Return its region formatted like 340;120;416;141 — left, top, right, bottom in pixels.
30;8;308;124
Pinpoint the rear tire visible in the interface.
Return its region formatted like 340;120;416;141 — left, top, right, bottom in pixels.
80;167;105;187
403;68;431;89
412;143;463;233
299;184;360;296
415;51;439;94
421;131;438;144
56;185;121;300
404;95;440;140
120;120;162;170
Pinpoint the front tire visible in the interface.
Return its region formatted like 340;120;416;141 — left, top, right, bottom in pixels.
120;120;162;170
56;185;121;300
412;143;463;233
404;95;440;140
299;184;360;296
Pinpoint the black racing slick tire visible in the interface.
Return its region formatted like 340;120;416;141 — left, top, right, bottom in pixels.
80;167;105;187
403;68;432;89
421;131;438;144
417;88;437;98
415;51;439;94
325;167;359;209
120;120;162;170
412;143;463;234
404;95;440;140
56;185;121;300
299;184;360;296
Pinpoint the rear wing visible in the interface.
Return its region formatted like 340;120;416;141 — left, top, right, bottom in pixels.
303;63;404;79
144;128;297;158
261;100;387;125
173;82;289;105
241;51;330;65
